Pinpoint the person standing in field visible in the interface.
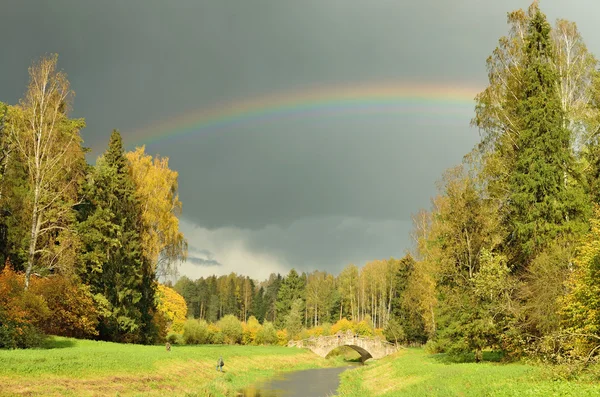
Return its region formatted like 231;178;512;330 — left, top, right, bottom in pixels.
216;356;224;372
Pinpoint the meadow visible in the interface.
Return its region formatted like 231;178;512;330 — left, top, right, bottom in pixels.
337;348;600;396
0;337;336;396
6;339;600;396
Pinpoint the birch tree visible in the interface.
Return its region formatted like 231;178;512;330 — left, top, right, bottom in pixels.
126;146;187;279
10;55;85;288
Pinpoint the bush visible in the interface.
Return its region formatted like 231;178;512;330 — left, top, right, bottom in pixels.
217;315;243;345
0;265;49;349
331;318;353;335
298;328;311;340
29;276;98;339
383;318;405;344
306;326;324;337
167;332;184;345
208;323;224;344
242;316;261;345
277;329;289;346
183;319;210;344
255;321;278;345
353;319;374;336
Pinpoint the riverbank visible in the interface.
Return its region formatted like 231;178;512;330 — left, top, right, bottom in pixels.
0;336;337;396
337;348;600;396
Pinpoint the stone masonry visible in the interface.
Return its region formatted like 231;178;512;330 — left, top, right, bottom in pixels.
288;330;399;361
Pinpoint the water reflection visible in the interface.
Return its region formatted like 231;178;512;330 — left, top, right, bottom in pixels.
238;366;355;397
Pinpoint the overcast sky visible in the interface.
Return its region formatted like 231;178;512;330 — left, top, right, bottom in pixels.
2;1;599;281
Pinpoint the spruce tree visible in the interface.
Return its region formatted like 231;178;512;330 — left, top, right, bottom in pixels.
275;269;306;328
507;5;589;266
78;130;157;342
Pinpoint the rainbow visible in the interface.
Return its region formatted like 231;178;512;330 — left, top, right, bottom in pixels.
127;81;479;147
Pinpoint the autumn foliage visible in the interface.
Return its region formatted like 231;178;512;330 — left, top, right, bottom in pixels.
156;284;187;335
29;276;98;338
0;263;100;347
0;264;48;348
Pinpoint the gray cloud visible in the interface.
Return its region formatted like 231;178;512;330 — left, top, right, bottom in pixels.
3;1;600;279
186;257;223;267
185;247;223;267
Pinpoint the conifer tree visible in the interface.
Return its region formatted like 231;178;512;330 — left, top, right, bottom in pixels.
506;4;589;266
78;130;156;342
275;269;306;328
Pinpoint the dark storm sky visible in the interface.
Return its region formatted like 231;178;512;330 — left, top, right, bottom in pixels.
2;1;598;280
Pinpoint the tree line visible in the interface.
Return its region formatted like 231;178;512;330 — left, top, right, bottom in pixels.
0;55;187;347
172;255;423;343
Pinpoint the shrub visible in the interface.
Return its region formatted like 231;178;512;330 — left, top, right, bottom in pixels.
0;266;49;348
208;323;224;344
353;319;374;336
183;319;210;344
306;326;324;337
299;328;311;340
242;316;261;345
217;315;243;344
167;332;184;345
331;318;353;335
29;276;98;339
383;318;405;344
277;329;289;346
255;321;278;345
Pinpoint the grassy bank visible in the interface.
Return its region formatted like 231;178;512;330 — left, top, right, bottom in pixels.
0;336;335;396
337;348;600;396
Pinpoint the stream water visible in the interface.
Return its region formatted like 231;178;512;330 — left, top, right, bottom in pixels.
237;364;357;397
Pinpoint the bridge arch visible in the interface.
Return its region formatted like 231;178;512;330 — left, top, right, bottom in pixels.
288;332;398;361
324;344;373;362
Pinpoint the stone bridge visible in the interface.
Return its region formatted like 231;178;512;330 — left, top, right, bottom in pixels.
288;331;399;361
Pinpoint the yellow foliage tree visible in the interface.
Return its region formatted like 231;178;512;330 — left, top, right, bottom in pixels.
126;146;187;278
156;284;187;335
331;318;353;334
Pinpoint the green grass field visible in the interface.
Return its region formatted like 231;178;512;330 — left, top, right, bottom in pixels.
337;348;600;396
0;337;335;396
5;339;600;396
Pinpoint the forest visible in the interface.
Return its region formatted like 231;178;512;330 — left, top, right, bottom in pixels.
3;1;600;368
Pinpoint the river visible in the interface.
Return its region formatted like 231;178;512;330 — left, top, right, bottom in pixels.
237;364;357;397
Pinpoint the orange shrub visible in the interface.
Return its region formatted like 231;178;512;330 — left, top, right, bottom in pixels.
29;275;98;338
0;265;49;348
